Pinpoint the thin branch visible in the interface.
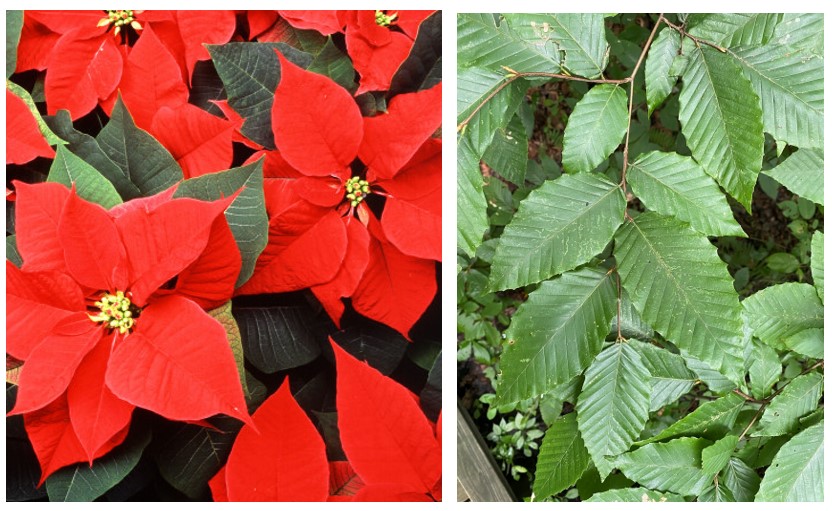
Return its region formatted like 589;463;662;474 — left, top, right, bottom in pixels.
660;16;728;53
733;388;764;404
616;270;624;341
457;75;522;133
512;71;630;85
738;403;765;441
620;13;664;196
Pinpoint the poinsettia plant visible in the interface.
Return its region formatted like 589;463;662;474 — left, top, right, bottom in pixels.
6;9;441;502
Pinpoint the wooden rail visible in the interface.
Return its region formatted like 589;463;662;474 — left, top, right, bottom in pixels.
456;402;516;502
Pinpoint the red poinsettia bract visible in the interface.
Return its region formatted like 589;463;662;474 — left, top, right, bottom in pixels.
237;52;441;337
7;182;251;482
6;89;55;165
209;340;441;502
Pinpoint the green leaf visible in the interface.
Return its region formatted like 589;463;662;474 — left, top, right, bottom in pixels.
587;488;685;502
482;115;528;186
96;97;182;196
730;42;823;149
755;372;823;437
721;457;761;502
457;66;526;156
490;173;625;290
742;282;823;349
233;301;322;373
645;28;681;115
755;420;823;501
306;38;356;93
45;110;140;200
763;148;823;205
683;355;736;394
207;42;312;149
207;301;249;398
636;393;745;446
7;81;65;146
698;480;736;502
614;437;712;496
678;45;764;211
811;231;823;303
747;339;781;400
627;151;746;237
45;426;151;502
457;134;489;256
502;14;609;78
496;267;617;405
576;342;651;479
614;212;745;382
630;341;696;412
765;252;800;273
173;159;267;287
782;328;823;359
773;13;823;56
458;13;561;73
47;146;122;209
562;84;628;173
687;13;782;47
6;11;23;78
702;435;739;476
6;235;22;267
610;290;654;342
533;412;590;499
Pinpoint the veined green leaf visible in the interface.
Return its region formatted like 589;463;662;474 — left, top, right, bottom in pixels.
6;235;22;267
755;420;823;501
610;290;654;342
635;393;745;446
811;231;823;303
721;457;760;502
457;66;527;157
47;146;122;209
683;355;735;394
587;488;685;502
614;437;712;496
645;28;681;115
631;341;696;412
490;173;625;290
457;134;488;256
97;97;182;197
482;114;528;186
562;84;628;174
533;413;590;499
6;11;22;78
576;342;651;479
458;13;561;73
773;13;823;56
679;44;764;211
754;372;823;437
174;159;267;287
7;81;65;146
614;212;745;382
783;328;823;359
496;267;617;405
730;42;823;149
687;13;782;47
763;149;823;205
502;13;608;78
747;339;781;400
701;435;739;476
628;151;745;237
699;480;736;502
743;282;823;349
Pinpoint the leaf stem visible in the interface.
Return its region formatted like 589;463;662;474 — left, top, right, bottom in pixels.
659;16;728;53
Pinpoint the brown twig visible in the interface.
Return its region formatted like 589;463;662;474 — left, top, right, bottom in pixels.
659;16;728;53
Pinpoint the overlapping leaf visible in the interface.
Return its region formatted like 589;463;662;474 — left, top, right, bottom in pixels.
811;231;823;302
458;13;561;73
630;341;696;412
721;457;760;502
533;413;590;499
495;267;617;406
742;282;823;349
755;372;823;437
645;27;681;115
687;13;782;47
457;66;526;157
47;146;121;209
482;115;528;186
491;173;625;290
755;420;823;501
562;84;628;173
747;339;781;400
576;342;651;479
614;437;712;496
636;393;745;445
678;44;763;210
614;212;745;382
627;151;745;237
701;435;739;476
763;149;823;205
587;488;685;502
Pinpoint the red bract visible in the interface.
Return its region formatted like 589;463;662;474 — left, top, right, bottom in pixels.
6;89;55;164
237;53;441;337
210;342;441;502
7;182;250;481
17;10;235;119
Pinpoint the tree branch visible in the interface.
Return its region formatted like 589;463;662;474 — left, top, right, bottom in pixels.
659;16;728;53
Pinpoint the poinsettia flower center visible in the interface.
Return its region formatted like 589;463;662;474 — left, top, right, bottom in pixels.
374;10;398;27
97;10;142;37
88;290;140;334
345;176;371;207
